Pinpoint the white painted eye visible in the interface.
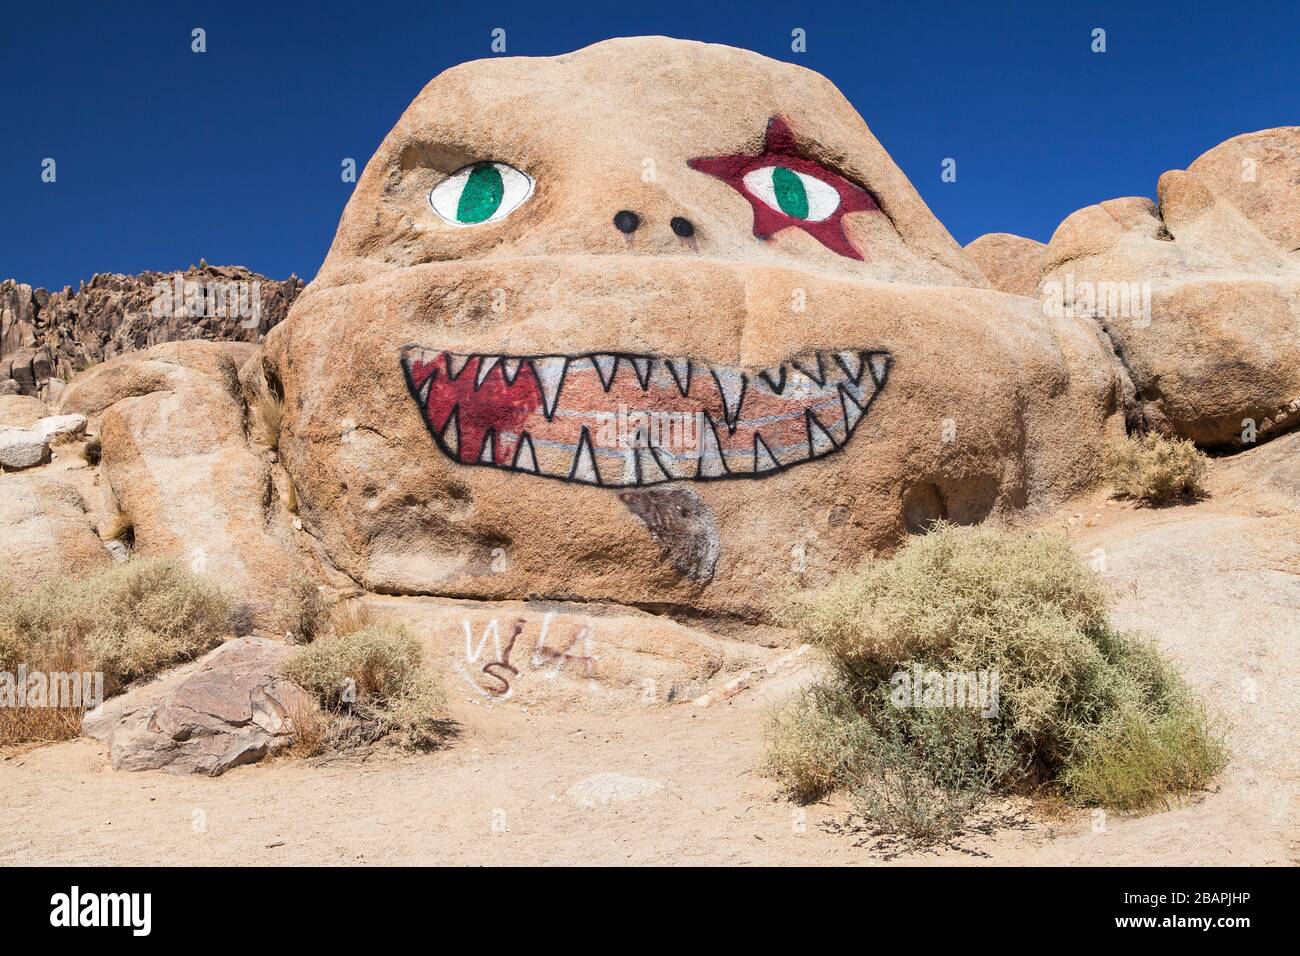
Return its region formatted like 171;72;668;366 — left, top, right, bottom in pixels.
742;165;840;222
429;162;534;225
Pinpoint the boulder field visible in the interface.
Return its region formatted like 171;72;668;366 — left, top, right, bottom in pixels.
2;38;1296;729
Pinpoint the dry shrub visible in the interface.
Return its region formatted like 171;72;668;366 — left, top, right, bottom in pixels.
285;695;330;758
102;510;134;546
283;576;328;644
766;522;1225;841
122;367;169;398
282;621;446;749
0;560;232;745
81;435;102;465
330;601;377;638
1104;433;1208;505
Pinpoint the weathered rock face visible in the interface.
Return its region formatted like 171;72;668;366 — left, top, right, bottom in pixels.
91;341;303;630
1039;128;1300;449
0;473;108;580
0;264;303;401
0;394;50;428
81;637;315;776
265;38;1126;621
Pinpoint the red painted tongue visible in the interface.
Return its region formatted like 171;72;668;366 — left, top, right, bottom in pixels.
412;355;542;464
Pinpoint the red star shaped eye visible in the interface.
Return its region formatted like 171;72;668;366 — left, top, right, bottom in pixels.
688;117;879;261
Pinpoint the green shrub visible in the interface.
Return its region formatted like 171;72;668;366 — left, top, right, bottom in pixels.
282;621;446;749
1104;433;1208;505
766;522;1225;841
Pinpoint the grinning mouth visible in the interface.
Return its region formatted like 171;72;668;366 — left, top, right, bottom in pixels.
400;346;891;486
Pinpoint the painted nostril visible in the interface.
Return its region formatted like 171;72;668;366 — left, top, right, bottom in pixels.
613;210;640;234
671;216;695;238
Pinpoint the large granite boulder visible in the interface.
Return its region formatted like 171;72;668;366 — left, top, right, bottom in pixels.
1039;128;1300;449
964;232;1047;296
263;37;1126;623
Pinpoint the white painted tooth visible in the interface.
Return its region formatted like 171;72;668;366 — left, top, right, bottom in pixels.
629;356;652;389
477;430;496;465
840;385;865;433
418;374;433;405
757;365;787;395
807;411;837;457
512;433;539;473
500;358;522;384
530;356;568;420
753;434;781;472
697;417;727;478
592;354;618;391
792;355;825;386
664;358;692;396
637;446;670;485
621;447;638;485
569;429;601;484
446;354;471;380
869;353;890;387
475;356;500;388
836;351;865;384
711;368;747;430
439;407;460;457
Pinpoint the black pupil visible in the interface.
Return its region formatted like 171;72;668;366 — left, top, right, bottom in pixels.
671;216;695;238
614;210;640;233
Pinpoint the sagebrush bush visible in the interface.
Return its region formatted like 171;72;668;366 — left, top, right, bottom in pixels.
1104;433;1208;505
767;522;1225;841
282;621;446;749
0;560;232;745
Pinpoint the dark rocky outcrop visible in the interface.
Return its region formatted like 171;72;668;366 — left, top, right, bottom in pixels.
0;263;302;401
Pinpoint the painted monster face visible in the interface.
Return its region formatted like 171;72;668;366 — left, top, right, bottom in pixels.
270;37;1119;610
395;110;898;488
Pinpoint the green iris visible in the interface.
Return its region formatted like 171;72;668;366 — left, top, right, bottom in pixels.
456;163;505;223
771;166;809;219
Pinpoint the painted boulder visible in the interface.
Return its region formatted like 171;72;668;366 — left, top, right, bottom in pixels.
265;37;1125;620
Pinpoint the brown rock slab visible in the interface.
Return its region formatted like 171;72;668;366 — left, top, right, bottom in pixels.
81;637;315;776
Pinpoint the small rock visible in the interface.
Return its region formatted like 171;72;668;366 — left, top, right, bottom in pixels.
566;773;664;808
0;429;51;469
35;413;87;440
103;540;130;563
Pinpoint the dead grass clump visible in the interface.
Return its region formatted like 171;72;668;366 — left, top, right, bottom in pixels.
766;522;1225;842
249;372;284;450
0;560;232;745
102;510;134;547
1104;433;1208;505
282;621;447;749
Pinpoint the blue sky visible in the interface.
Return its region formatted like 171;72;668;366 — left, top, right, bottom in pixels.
2;0;1296;290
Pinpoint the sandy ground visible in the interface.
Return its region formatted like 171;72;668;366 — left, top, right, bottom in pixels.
2;446;1297;866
